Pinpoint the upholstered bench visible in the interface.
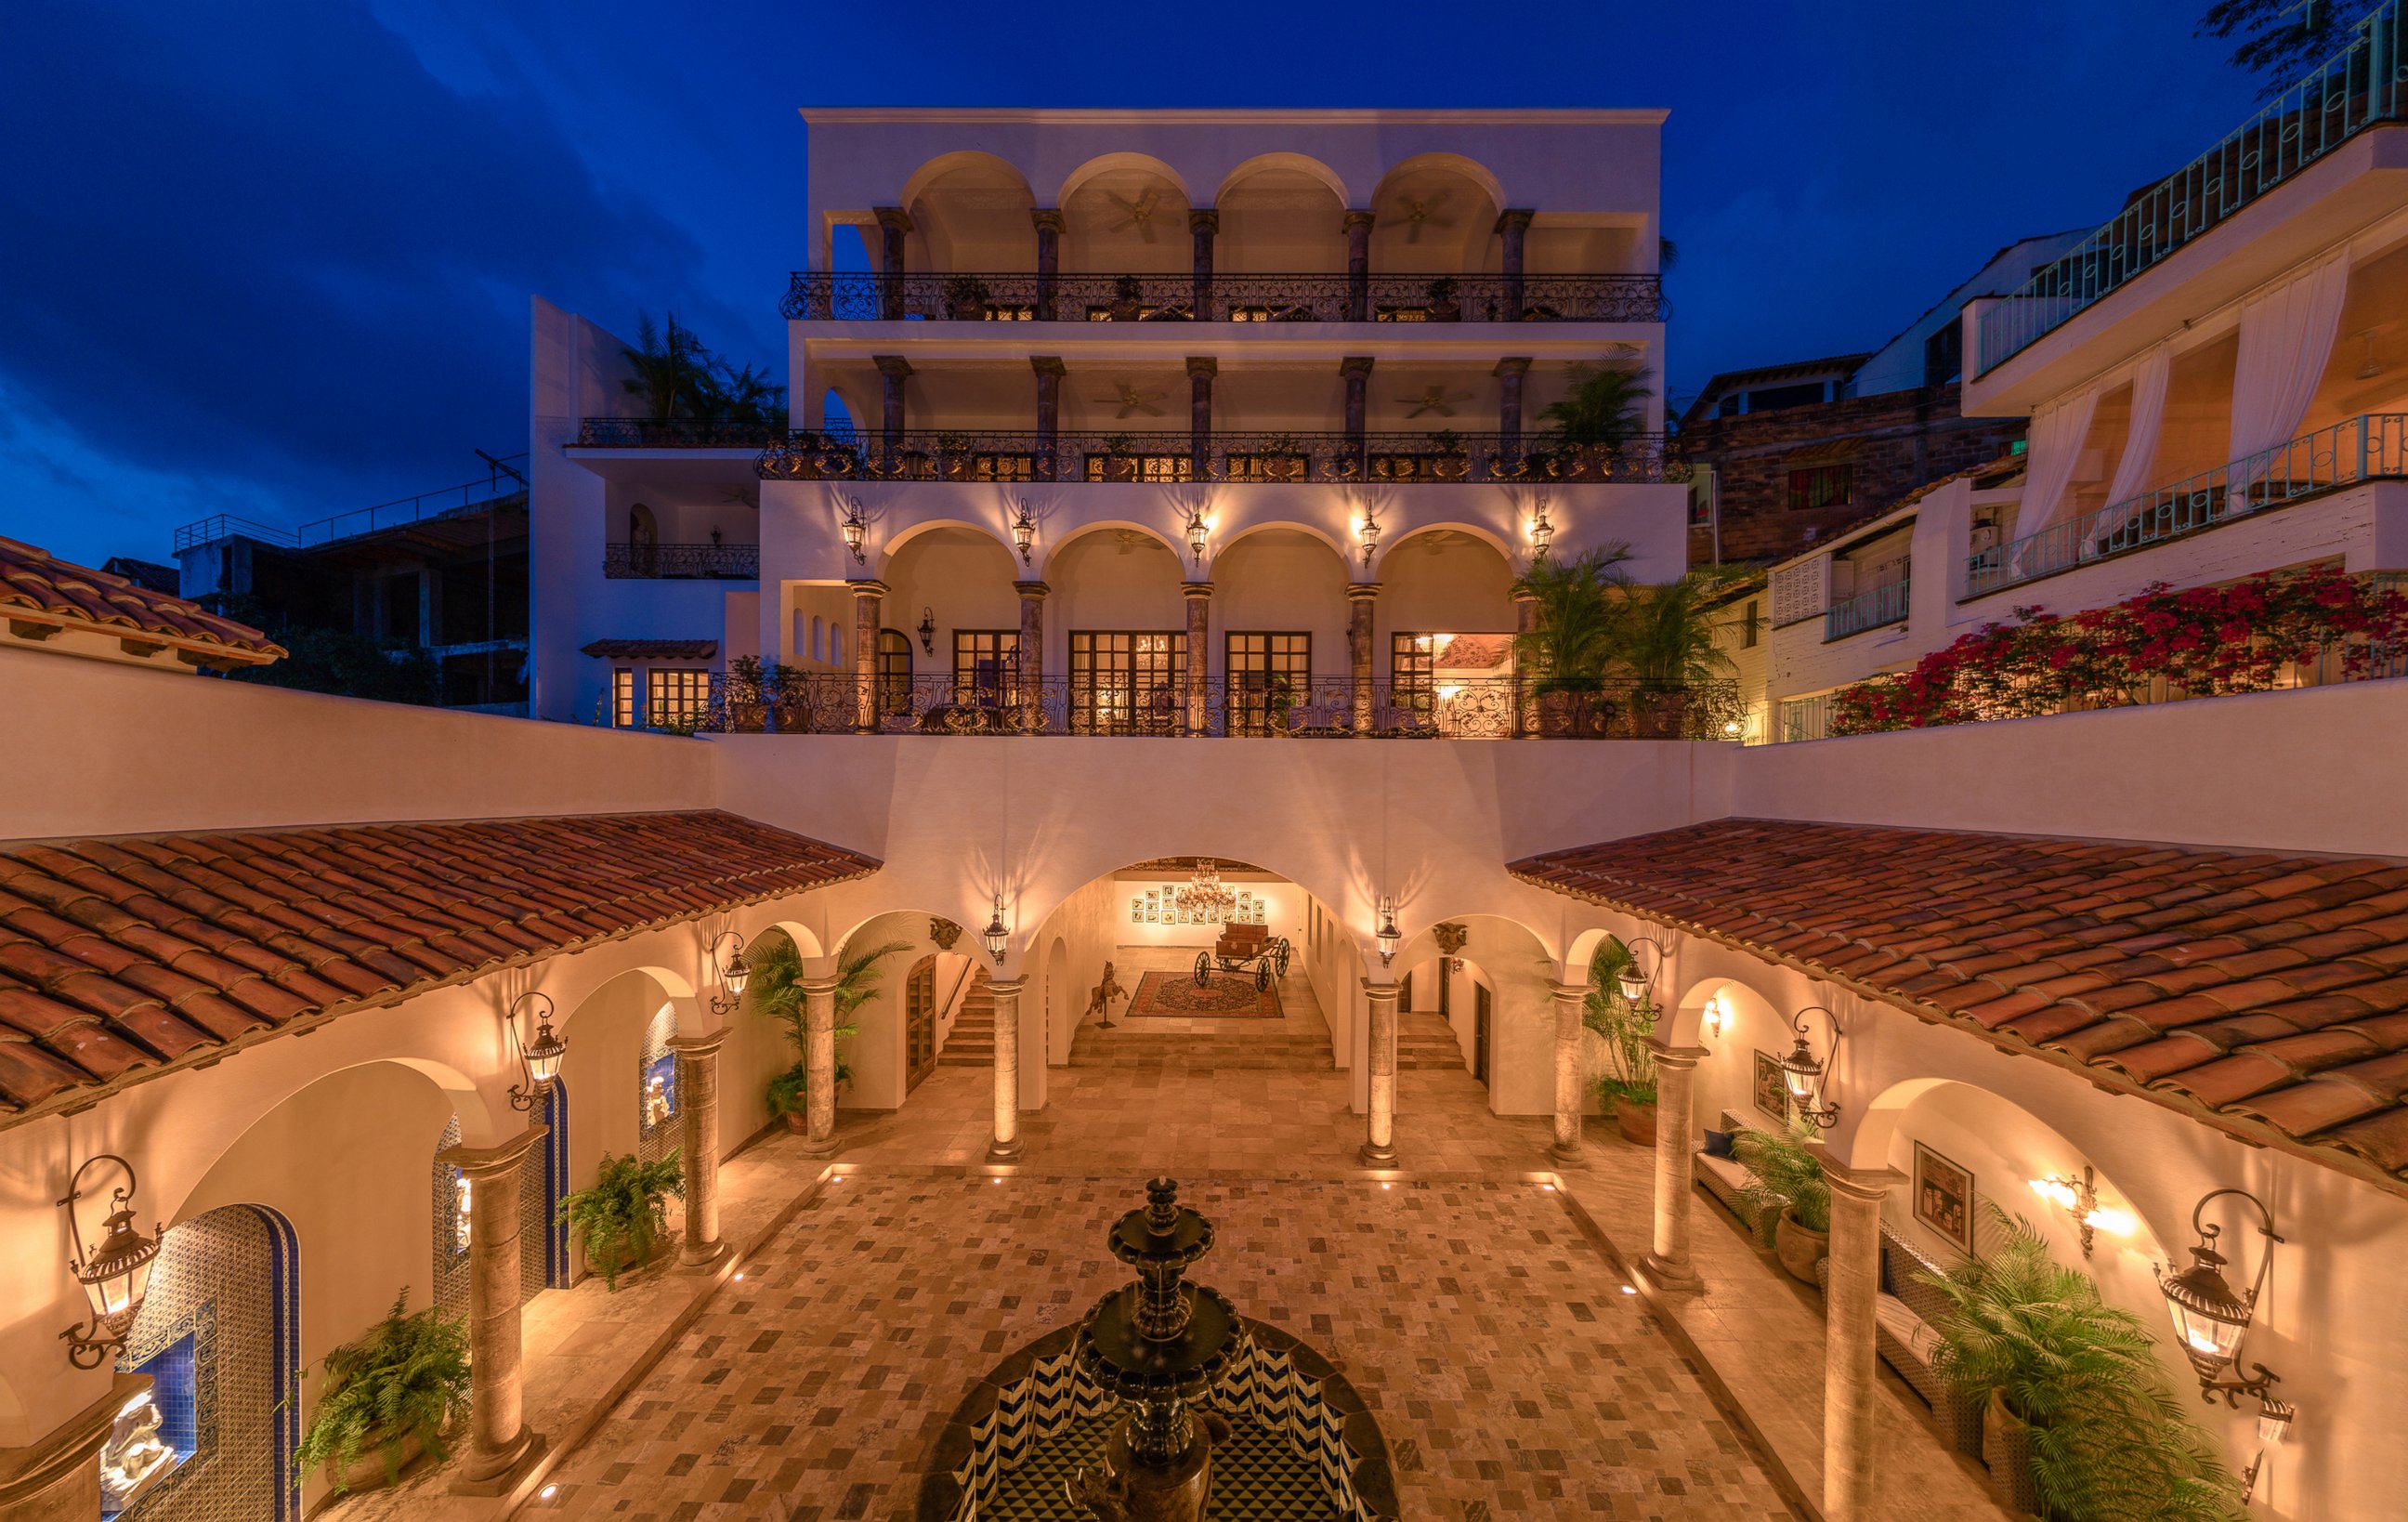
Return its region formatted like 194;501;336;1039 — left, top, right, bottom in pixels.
1876;1226;1983;1458
1692;1109;1773;1237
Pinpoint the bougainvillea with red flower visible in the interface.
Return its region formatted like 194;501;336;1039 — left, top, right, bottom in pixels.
1829;568;2408;735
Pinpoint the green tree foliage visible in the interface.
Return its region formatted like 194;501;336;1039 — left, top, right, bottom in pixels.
748;933;909;1110
290;1290;471;1490
1539;363;1654;448
620;310;788;424
1581;936;1656;1109
2199;1;2387;93
232;624;441;704
1732;1120;1831;1239
557;1150;684;1289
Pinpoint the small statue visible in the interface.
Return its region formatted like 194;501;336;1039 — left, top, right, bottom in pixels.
98;1391;176;1511
1089;962;1129;1030
1066;1453;1131;1521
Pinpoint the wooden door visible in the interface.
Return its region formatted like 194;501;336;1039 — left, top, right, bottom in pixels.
1473;982;1493;1086
906;958;936;1092
1400;970;1414;1013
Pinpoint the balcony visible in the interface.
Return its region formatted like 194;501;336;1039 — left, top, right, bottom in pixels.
1977;4;2405;373
1965;413;2408;598
602;542;760;579
1823;579;1911;641
576;418;790;448
753;429;1680;485
779;270;1666;325
656;673;1739;740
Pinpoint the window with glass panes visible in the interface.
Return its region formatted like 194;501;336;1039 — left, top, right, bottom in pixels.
645;668;710;728
1225;633;1309;735
1391;633;1436;713
611;668;635;728
952;631;1020;699
877;629;913;716
1069;632;1186;733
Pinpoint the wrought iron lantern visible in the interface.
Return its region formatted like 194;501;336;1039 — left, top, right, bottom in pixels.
983;894;1010;964
1780;1005;1842;1128
1009;497;1037;564
1185;508;1210;564
1356;507;1382;567
1375;898;1401;965
917;607;936;655
708;929;750;1015
59;1155;164;1370
506;991;567;1112
839;495;868;564
2155;1188;2284;1404
1527;497;1555;559
1615;935;1665;1006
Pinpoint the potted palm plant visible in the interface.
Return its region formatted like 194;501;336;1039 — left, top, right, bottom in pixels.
1607;569;1744;739
1733;1121;1830;1284
1424;276;1460;322
1260;431;1305;480
943;274;991;321
558;1151;684;1289
1512;545;1634;735
1924;1207;2244;1519
1581;937;1657;1144
1429;427;1469;480
936;430;975;479
291;1291;470;1495
1102;432;1139;481
751;934;907;1130
1108;273;1145;322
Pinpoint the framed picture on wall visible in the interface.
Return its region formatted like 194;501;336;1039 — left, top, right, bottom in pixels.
1751;1050;1790;1123
1131;899;1144;923
1915;1143;1975;1253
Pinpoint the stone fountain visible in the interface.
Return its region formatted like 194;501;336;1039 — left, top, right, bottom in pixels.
1065;1178;1241;1522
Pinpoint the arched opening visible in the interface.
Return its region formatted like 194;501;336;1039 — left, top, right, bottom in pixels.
877;627;914;717
1368;155;1504;278
1060;155;1193;278
550;966;690;1273
1211;527;1352;729
1387;914;1556;1116
901;151;1037;275
1215;156;1348;275
1045;523;1187;733
877;524;1024;722
1374;527;1521;736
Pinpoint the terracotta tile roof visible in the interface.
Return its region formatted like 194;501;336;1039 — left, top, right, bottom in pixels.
0;809;877;1123
2;537;283;663
581;638;717;661
1511;820;2408;1201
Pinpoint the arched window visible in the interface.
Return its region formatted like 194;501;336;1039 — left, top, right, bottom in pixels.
830;624;844;667
878;628;913;716
628;503;660;577
638;1006;678;1161
810;615;824;663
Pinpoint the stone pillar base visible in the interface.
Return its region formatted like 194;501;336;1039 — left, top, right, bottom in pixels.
797;1132;839;1160
678;1238;729;1269
1357;1141;1398;1167
1641;1252;1703;1292
987;1136;1025;1162
451;1427;546;1496
1546;1141;1586;1168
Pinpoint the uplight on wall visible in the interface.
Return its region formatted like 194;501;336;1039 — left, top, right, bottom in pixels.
1701;991;1731;1041
2026;1165;2135;1257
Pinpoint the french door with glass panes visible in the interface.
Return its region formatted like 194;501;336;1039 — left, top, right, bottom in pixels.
1225;632;1310;736
1069;631;1186;734
951;630;1020;703
1391;633;1437;717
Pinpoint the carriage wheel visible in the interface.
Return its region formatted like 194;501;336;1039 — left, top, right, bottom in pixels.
1195;951;1211;987
1255;959;1272;991
1275;939;1291;977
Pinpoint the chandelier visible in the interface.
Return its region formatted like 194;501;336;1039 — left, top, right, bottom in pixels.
1173;859;1236;921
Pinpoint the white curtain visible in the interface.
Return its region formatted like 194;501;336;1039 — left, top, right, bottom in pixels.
2227;250;2352;502
2008;389;2100;572
2094;346;2172;538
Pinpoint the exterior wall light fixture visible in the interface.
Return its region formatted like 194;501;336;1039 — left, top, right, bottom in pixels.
1375;898;1401;964
983;894;1010;964
59;1154;164;1369
1010;497;1037;564
840;495;868;564
1357;507;1381;567
2156;1187;2284;1405
708;929;751;1016
917;607;936;655
506;991;568;1112
1527;497;1554;559
1780;1005;1842;1128
1702;991;1730;1040
2242;1395;2297;1504
2026;1165;2135;1257
1616;935;1665;1006
1185;508;1210;564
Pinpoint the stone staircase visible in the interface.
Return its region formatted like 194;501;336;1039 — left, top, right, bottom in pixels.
1397;1012;1467;1070
1068;1024;1333;1070
937;974;995;1068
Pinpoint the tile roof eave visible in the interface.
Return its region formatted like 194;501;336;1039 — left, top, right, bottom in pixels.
3;606;286;666
1507;860;2408;1210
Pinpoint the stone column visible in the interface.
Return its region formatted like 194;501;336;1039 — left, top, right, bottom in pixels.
1495;357;1531;460
798;969;840;1157
1512;586;1538;738
1182;580;1212;735
873;355;912;453
1342;210;1374;320
1346;583;1379;733
1642;1042;1710;1290
1359;979;1400;1166
1030;356;1065;481
1014;580;1048;702
988;975;1027;1161
1031;208;1064;321
0;1373;154;1522
1497;208;1534;321
1188;208;1218;320
874;206;914;320
850;579;886;733
441;1126;549;1494
1821;1159;1902;1522
1340;356;1373;453
671;1028;730;1266
1185;356;1216;477
1547;980;1588;1165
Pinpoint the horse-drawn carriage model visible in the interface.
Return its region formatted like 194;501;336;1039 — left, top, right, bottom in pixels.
1193;921;1292;991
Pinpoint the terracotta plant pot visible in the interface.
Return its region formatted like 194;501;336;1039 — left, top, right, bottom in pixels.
1981;1393;2044;1515
1614;1103;1657;1147
334;1429;425;1494
1773;1209;1829;1285
780;1110;806;1134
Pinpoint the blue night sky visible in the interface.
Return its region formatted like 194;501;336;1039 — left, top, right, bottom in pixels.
1;1;2255;567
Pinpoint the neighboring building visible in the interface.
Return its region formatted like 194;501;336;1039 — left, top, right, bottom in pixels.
1680;230;2088;566
533;109;1682;731
173;454;531;712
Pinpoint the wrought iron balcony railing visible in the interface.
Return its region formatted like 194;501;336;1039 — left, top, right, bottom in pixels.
628;672;1741;741
602;542;761;579
779;270;1666;324
1965;413;2408;597
1824;578;1912;641
576;417;791;448
754;428;1682;486
1978;1;2405;372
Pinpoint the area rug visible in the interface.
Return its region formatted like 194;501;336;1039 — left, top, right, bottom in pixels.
1126;969;1283;1018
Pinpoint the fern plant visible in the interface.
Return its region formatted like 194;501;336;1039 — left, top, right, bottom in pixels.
1732;1120;1830;1240
1922;1206;2245;1520
291;1290;470;1491
558;1150;684;1290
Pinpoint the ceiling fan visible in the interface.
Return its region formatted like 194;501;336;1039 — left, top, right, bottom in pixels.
1096;382;1167;419
1398;386;1472;418
1106;190;1161;242
1393;189;1453;243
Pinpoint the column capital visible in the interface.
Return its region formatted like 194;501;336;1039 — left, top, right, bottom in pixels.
1511;585;1538;605
797;973;842;997
1644;1039;1712;1069
1029;207;1066;233
1819;1156;1905;1203
668;1027;733;1059
1359;977;1402;1003
847;577;891;598
988;976;1029;996
1187;208;1220;233
872;354;915;381
1344;581;1381;603
1181;579;1215;598
1494;207;1536;233
1341;208;1376;231
1184;355;1219;378
1029;354;1067;378
1013;579;1051;599
439;1123;549;1180
1492;356;1534;377
1548;979;1591;1003
873;205;916;235
1339;355;1376;378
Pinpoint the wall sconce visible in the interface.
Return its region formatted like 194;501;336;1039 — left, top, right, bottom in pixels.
917;607;936;655
1527;497;1554;559
1781;1005;1842;1128
506;991;567;1112
983;894;1010;964
1702;991;1731;1041
1356;508;1381;567
708;930;750;1016
839;494;868;564
59;1155;164;1370
2241;1396;2297;1503
2156;1188;2284;1405
1375;898;1401;964
1616;935;1665;1007
2026;1165;2135;1257
1010;497;1037;564
1185;507;1210;564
